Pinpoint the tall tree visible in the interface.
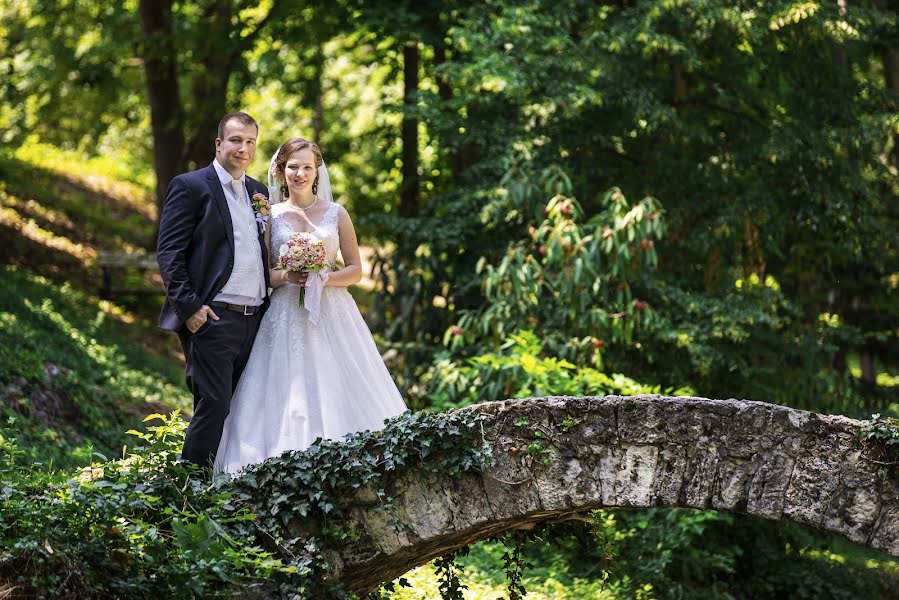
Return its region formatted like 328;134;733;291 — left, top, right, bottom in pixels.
353;0;898;414
872;0;899;168
137;0;284;218
0;1;143;150
138;0;183;229
400;42;420;217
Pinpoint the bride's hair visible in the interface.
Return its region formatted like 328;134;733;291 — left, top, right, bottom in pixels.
273;138;324;199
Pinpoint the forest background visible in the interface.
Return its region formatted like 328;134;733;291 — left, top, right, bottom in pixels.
1;0;898;598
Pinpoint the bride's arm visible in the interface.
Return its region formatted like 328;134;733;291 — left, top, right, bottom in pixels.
326;205;362;287
266;218;296;288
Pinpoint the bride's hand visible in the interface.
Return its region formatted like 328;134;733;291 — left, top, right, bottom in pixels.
284;271;308;286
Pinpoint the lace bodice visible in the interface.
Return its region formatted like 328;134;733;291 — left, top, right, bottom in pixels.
270;202;341;266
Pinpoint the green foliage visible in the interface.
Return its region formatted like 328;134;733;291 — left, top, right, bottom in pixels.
642;276;871;415
0;412;299;598
0;408;493;598
606;508;740;599
0;266;188;468
369;0;898;414
416;511;897;600
425;330;691;410
0;2;147;155
451;184;664;368
500;530;534;600
434;547;469;600
494;509;897;600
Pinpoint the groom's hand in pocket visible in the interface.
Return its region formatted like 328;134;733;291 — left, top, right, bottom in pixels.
186;305;220;333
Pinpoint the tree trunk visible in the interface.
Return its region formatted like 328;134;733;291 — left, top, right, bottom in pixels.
873;0;899;168
433;43;452;103
181;0;233;171
400;42;420;218
672;61;688;105
312;45;325;143
860;350;877;385
883;46;899;168
832;346;847;374
434;40;466;182
138;0;184;246
743;214;766;278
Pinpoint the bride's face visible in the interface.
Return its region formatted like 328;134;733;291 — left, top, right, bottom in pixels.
284;149;317;198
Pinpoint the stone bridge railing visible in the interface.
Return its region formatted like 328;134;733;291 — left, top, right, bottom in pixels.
289;395;898;595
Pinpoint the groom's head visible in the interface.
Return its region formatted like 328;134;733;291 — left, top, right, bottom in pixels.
215;112;258;178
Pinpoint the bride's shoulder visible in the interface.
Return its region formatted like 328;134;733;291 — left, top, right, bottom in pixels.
320;201;343;220
324;201;347;216
334;203;352;222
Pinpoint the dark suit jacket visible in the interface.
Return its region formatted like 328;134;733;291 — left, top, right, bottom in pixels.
157;162;271;332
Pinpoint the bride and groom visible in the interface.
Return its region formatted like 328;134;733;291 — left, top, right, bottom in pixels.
156;112;406;475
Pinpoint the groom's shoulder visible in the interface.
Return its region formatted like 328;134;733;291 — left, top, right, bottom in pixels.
167;163;214;193
178;163;214;184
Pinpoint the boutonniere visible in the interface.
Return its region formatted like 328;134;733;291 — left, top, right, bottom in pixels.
251;191;271;233
251;192;271;219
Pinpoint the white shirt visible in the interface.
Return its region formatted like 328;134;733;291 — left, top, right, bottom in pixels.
211;159;265;306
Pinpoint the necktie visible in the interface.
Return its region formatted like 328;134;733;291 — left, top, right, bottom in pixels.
230;179;244;203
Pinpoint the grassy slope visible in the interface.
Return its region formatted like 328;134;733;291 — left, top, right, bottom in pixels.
0;143;188;469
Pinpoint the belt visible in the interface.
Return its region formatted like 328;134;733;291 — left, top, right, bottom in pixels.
210;301;261;315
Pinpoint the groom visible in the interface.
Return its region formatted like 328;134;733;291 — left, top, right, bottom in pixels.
157;112;271;471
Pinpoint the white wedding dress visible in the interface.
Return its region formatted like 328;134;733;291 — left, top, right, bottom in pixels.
215;201;406;475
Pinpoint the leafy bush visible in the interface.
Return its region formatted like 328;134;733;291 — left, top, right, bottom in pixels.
0;408;494;599
424;330;691;410
0;412;298;599
451;186;664;369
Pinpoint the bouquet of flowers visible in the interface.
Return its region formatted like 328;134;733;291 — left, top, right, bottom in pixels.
277;232;328;306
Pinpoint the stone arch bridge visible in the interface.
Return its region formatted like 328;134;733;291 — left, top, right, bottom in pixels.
290;395;899;595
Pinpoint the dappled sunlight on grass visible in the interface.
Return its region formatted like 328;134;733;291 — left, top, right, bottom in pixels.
2;191;77;229
799;539;899;586
1;186;148;255
0;142;167;339
0;147;156;252
0;143;167;338
75;172;156;220
13;139;155;203
0;201;97;264
0;266;189;469
382;536;626;599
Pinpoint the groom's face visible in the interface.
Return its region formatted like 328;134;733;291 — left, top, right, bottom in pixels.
215;120;257;177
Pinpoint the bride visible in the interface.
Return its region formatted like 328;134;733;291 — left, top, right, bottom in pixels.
215;137;407;475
